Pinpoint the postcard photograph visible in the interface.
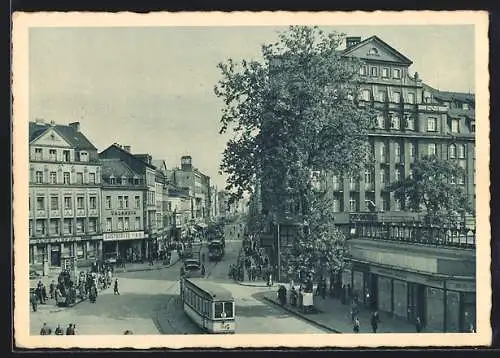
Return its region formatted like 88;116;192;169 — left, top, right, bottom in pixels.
12;11;490;349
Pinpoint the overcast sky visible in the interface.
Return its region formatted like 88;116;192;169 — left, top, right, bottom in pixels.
29;25;475;189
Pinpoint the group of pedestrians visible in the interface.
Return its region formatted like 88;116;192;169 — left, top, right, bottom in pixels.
40;322;77;335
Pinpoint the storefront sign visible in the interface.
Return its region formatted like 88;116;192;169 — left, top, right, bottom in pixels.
110;210;138;216
369;266;445;288
103;231;145;241
446;280;475;292
30;236;86;244
417;104;448;112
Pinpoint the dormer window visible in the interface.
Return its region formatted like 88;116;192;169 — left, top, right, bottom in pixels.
122;175;127;185
393;68;401;79
79;151;88;162
423;91;432;104
109;175;115;184
359;66;367;76
463;103;469;110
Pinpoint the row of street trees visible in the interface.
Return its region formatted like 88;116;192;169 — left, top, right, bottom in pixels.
214;26;474;279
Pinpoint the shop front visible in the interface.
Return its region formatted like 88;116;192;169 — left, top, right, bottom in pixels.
29;235;102;269
102;231;147;262
349;262;476;332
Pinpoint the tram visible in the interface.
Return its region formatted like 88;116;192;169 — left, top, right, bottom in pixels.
180;278;236;334
208;240;224;261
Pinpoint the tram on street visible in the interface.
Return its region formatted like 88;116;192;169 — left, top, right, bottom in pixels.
180;278;235;334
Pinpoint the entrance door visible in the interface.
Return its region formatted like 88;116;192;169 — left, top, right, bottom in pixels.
368;274;378;310
408;283;425;322
51;249;60;266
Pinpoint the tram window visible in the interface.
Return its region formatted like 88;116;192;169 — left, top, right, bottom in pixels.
224;302;234;318
215;302;224;318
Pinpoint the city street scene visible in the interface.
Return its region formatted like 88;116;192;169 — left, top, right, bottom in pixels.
17;15;487;346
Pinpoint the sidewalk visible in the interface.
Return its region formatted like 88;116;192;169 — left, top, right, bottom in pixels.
258;290;418;334
29;251;180;313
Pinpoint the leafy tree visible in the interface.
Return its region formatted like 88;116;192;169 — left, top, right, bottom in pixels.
389;155;474;226
214;26;373;277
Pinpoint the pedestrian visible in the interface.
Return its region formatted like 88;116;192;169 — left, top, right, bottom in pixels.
55;324;64;335
30;291;38;312
114;278;120;295
49;280;56;299
370;311;380;333
40;322;52;335
353;317;360;333
415;316;423;333
66;323;75;335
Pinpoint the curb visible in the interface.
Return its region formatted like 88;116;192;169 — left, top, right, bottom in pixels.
233;279;269;288
262;296;341;334
114;257;181;274
45;258;181;313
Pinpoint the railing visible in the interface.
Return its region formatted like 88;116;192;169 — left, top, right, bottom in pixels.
351;222;476;249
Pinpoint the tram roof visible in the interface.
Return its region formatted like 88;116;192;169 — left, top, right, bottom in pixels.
185;278;234;301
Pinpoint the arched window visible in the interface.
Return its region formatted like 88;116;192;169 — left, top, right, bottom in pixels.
449;144;457;159
457;144;466;159
380;142;387;163
391;114;400;129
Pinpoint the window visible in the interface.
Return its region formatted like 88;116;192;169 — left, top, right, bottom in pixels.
380;142;387;163
377;113;385;129
380;196;387;211
49;219;60;235
393;68;401;79
449;144;457;159
63;219;73;234
333;198;341;212
406;115;415;130
364;169;373;184
332;174;341;191
381;68;389;78
79;151;88;162
124;196;129;208
49;149;57;161
349;176;358;191
64;196;72;210
390;114;400;129
36;171;43;184
135;196;141;208
359;66;367;76
451;119;460;133
77;196;84;209
63;150;70;162
63;172;70;184
395;168;401;182
370;67;378;77
377;92;385;102
457;144;465;159
118;196;124;209
49;171;57;184
380;168;387;185
428;143;437;157
124;217;130;230
427;117;437;132
394;142;402;163
224;302;234;318
76;172;83;184
407;93;415;104
76;219;84;233
392;92;400;103
394;199;401;211
89;196;97;210
361;89;370;101
409;142;417;162
463;103;469;110
135;217;141;230
36;196;45;210
88;218;97;233
106;196;112;209
34;148;42;160
423;91;432;104
457;173;465;185
89;173;96;184
215;302;224;318
349;196;357;212
471;121;476;133
106;218;112;232
35;219;46;235
109;177;116;184
50;196;59;210
118;217;124;231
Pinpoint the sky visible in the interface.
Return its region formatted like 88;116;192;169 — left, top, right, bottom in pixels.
29;25;475;189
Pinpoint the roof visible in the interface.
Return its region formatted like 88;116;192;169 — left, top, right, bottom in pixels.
29;121;97;150
99;158;138;178
185;278;233;301
152;159;166;170
448;108;475;120
99;144;157;170
341;35;413;65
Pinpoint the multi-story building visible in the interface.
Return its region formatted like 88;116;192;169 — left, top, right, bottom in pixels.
210;184;218;220
172;156;211;225
29;120;102;269
99;144;157;259
256;35;476;332
166;185;192;241
152;159;172;252
99;158;146;261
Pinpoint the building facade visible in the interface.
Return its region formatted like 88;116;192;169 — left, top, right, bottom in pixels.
99;144;157;259
29;120;102;269
99;158;146;261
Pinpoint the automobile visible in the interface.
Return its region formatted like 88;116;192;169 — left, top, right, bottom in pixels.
183;263;205;278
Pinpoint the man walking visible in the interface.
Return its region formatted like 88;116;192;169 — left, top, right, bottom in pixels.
114;278;120;295
370;310;380;333
353;317;360;333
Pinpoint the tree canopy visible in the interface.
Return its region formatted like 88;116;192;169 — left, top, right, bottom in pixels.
389;155;474;226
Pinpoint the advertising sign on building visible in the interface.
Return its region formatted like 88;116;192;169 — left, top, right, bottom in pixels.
103;231;145;241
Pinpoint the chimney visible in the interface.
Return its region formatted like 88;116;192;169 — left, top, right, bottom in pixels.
123;146;131;153
346;36;361;49
34;118;45;124
69;121;80;132
50;120;56;126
